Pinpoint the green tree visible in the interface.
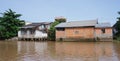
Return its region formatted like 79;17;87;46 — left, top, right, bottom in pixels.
48;21;60;41
48;17;66;41
0;9;25;40
113;12;120;40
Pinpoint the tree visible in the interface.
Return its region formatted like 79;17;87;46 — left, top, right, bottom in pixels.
113;12;120;40
0;9;25;40
48;21;60;40
48;17;66;41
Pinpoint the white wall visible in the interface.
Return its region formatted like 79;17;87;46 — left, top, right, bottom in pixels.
18;31;22;38
18;30;48;38
34;30;47;38
26;30;30;38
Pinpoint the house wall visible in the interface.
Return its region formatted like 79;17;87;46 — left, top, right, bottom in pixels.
56;27;95;41
18;30;47;38
18;30;33;38
18;31;22;38
65;27;94;38
95;28;113;41
26;30;31;38
56;31;65;38
34;30;47;38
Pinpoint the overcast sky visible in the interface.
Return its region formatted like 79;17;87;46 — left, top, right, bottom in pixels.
0;0;120;26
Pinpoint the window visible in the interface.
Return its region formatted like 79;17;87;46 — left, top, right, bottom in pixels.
56;28;65;31
41;25;44;28
101;28;105;33
39;25;45;29
74;31;79;34
21;30;26;35
30;30;35;34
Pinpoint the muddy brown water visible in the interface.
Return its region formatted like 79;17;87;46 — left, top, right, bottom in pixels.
0;41;120;61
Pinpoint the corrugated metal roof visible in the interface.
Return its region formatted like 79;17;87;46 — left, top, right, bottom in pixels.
21;22;52;29
95;23;111;28
21;26;36;28
55;20;98;28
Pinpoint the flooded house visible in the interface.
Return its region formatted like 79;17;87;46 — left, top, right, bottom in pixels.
55;20;113;41
18;22;52;41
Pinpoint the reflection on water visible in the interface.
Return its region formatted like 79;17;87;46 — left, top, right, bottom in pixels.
55;42;118;61
0;41;120;61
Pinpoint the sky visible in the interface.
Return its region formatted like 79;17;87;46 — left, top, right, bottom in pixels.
0;0;120;26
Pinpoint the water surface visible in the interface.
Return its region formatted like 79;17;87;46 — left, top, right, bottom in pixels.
0;41;120;61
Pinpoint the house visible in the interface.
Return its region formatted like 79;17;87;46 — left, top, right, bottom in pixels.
55;20;113;41
18;22;52;41
95;23;113;41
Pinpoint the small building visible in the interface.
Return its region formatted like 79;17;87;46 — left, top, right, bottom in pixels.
18;22;52;41
55;20;113;41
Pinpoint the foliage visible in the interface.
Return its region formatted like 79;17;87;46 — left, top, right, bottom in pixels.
48;21;60;41
114;20;120;35
117;37;120;41
48;17;66;41
114;12;120;40
0;9;25;40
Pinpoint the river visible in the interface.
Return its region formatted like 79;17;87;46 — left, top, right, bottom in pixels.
0;41;120;61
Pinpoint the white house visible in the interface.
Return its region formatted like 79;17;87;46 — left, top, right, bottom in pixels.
18;22;52;41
